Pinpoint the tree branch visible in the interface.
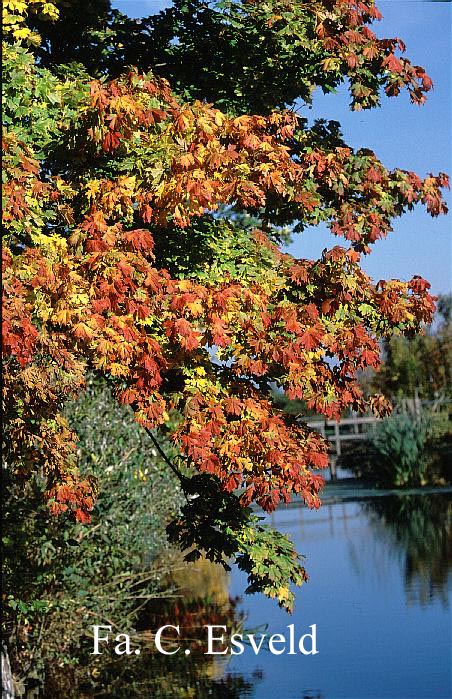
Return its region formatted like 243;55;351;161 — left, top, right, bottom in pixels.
143;427;190;498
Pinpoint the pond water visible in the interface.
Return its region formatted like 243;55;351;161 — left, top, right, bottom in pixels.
28;490;451;698
225;491;452;699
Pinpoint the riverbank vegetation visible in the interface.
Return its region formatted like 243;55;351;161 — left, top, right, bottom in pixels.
3;377;178;694
3;378;245;696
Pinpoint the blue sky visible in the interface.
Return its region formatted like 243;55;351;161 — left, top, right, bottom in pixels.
112;1;451;294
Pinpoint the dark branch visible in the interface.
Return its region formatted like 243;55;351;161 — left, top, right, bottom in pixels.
143;426;190;497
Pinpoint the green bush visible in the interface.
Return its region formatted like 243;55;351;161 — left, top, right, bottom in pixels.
371;414;430;486
3;376;181;695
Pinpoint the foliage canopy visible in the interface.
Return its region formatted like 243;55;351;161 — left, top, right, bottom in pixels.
2;0;449;610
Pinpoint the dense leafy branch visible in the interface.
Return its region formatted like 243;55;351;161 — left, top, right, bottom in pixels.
2;0;449;609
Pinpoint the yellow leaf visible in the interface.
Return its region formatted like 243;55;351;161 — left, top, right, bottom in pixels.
187;299;204;317
108;362;130;377
53;309;72;324
277;586;290;603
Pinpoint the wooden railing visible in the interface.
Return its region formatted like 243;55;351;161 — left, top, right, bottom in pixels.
306;416;379;457
302;398;451;480
305;416;379;479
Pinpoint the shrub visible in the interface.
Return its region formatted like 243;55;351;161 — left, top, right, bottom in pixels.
3;376;181;695
371;414;430;486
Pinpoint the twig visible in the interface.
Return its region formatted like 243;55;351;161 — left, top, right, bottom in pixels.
143;427;190;500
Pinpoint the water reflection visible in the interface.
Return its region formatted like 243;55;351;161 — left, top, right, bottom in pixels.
228;490;451;699
42;493;452;698
88;654;256;699
96;559;257;699
44;558;256;699
363;493;452;607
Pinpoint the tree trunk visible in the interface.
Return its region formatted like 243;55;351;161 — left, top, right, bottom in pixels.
1;645;15;699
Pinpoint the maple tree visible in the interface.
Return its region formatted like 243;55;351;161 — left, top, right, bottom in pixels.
2;0;449;610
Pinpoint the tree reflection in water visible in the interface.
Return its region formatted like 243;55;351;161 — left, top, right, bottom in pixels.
84;651;255;699
45;558;257;699
363;493;452;606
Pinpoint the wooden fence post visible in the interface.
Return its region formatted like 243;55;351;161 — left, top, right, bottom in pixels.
330;456;337;481
334;421;341;457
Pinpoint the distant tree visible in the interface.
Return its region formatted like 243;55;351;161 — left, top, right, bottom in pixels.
437;294;452;325
372;294;452;401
